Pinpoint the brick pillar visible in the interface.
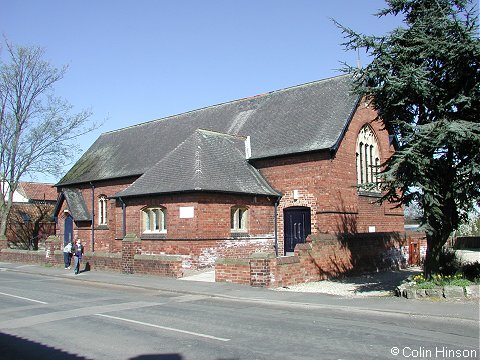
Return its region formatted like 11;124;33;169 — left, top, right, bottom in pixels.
122;234;141;274
249;252;276;287
45;236;61;267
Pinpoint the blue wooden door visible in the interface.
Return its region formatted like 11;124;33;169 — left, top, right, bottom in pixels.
283;207;311;255
64;215;73;246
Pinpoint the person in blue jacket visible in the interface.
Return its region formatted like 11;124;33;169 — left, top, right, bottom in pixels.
73;239;84;275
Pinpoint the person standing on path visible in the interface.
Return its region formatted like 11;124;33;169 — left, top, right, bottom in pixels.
63;241;73;269
73;239;84;275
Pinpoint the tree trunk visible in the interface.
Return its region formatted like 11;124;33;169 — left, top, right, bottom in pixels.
423;148;457;279
33;221;40;250
0;190;14;237
0;210;8;237
424;230;450;278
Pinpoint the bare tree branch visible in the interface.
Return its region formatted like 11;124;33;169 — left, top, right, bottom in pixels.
0;41;97;235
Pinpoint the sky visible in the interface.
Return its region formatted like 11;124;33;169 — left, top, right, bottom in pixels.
1;0;402;184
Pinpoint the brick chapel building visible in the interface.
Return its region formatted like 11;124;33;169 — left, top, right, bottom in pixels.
54;75;404;270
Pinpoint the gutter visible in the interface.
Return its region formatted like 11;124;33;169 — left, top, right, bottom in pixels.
274;197;280;257
118;197;127;238
90;182;95;253
329;96;362;156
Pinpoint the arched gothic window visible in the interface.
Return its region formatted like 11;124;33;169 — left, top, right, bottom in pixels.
356;125;380;191
142;207;167;233
98;195;108;225
231;206;248;232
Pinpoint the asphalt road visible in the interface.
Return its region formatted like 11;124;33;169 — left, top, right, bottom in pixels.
0;269;478;360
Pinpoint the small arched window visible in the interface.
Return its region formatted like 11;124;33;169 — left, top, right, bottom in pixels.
143;207;167;233
356;125;380;191
231;206;248;232
98;195;108;225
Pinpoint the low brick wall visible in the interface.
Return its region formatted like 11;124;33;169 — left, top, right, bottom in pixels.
250;253;275;287
0;233;58;265
134;254;183;277
0;235;183;278
216;232;408;288
2;231;407;285
215;258;250;285
82;252;122;272
139;236;275;269
303;232;407;277
0;249;47;265
275;254;319;287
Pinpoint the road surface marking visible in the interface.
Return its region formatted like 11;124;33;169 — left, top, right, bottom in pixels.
14;265;36;269
0;301;161;329
0;291;48;304
169;294;210;303
96;313;231;342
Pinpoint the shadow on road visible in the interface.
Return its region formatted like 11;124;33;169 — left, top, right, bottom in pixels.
0;332;87;360
0;332;238;360
130;355;183;360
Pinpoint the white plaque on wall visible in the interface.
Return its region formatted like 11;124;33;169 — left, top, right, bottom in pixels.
179;206;194;218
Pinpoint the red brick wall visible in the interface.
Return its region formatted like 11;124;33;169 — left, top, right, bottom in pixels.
57;188;277;269
0;249;47;264
1;235;183;278
82;252;122;272
254;103;404;255
216;232;408;287
56;177;136;253
120;193;276;268
215;258;251;284
139;237;276;269
122;193;274;238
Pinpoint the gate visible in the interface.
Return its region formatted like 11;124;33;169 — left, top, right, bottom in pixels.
408;237;421;266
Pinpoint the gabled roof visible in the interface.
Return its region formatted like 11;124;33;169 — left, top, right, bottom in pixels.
115;130;280;198
17;182;57;202
57;74;358;188
54;189;91;222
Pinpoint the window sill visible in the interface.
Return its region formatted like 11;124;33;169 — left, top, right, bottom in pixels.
96;225;109;230
231;231;249;238
141;233;167;240
358;191;382;198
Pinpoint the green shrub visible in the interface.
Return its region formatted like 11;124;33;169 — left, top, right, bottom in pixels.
461;262;480;283
449;278;473;287
438;249;461;276
412;273;473;289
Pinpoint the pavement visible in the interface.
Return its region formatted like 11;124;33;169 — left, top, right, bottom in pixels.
1;261;478;323
179;268;216;282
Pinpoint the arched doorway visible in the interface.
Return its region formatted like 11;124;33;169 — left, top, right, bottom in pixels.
283;206;311;255
63;215;73;246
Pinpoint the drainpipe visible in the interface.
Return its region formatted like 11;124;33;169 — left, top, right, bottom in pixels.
90;182;95;253
119;197;126;238
274;197;279;257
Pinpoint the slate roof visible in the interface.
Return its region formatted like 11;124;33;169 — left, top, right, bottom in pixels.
57;74;359;196
55;188;91;221
116;130;280;197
